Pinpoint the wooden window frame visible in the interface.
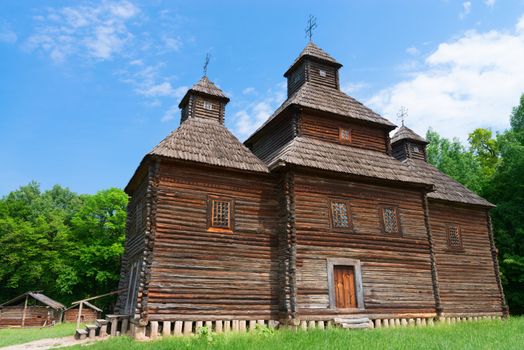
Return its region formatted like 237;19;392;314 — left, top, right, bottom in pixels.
319;69;327;77
327;258;365;310
203;100;213;111
379;205;402;236
339;127;352;144
207;196;234;233
446;224;464;251
329;199;353;232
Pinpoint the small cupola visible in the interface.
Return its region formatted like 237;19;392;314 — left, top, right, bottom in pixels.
391;125;429;161
178;76;230;124
283;42;343;97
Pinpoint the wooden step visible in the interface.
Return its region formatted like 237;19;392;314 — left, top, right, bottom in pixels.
341;322;372;329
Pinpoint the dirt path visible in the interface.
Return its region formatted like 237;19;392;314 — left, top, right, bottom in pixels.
1;336;103;350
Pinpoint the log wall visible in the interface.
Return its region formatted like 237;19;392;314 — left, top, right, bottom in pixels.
145;162;280;321
0;306;51;327
293;172;436;318
63;308;99;323
248;112;296;162
305;61;338;90
116;174;148;315
299;113;388;152
429;201;504;315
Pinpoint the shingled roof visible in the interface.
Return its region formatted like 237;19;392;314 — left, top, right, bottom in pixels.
246;83;395;143
1;292;65;310
264;136;432;187
284;42;342;77
405;159;494;207
391;125;428;144
150;117;269;173
179;76;229;108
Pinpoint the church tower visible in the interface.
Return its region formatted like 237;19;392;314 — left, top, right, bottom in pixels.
178;76;230;124
391;125;429;161
283;42;343;96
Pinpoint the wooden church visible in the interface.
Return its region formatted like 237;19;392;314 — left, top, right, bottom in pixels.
115;41;508;336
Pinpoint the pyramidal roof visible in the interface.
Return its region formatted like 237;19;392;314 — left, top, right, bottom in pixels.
284;41;342;77
391;125;428;144
179;76;229;107
149;117;268;173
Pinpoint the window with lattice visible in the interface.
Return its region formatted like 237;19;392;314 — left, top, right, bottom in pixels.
447;225;463;250
209;198;233;230
381;207;400;234
331;201;351;229
339;128;352;144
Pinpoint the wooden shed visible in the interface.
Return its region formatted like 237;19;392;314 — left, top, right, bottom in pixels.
63;301;102;323
0;292;65;327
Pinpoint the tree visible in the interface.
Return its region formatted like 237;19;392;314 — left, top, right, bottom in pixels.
0;184;127;312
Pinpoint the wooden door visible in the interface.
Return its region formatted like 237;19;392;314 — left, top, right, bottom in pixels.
334;265;357;308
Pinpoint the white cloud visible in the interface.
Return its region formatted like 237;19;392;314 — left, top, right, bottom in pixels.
460;1;472;19
233;82;286;139
0;24;17;44
341;82;368;94
485;0;496;8
138;82;176;97
406;46;420;55
367;16;524;142
242;87;256;95
24;0;139;62
161;105;179;122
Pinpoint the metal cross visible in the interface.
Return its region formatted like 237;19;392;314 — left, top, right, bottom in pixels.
203;53;211;76
397;106;408;126
305;15;317;42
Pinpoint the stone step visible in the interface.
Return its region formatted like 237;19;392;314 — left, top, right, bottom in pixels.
75;329;88;340
341;322;372;329
334;317;370;324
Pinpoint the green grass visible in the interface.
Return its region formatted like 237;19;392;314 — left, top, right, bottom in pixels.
61;317;524;350
0;322;80;348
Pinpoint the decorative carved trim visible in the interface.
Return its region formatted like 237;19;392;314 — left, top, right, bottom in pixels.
422;194;443;316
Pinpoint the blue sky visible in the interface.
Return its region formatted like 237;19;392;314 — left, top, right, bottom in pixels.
1;0;524;195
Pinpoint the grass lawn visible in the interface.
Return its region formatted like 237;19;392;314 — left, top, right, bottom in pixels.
0;322;80;348
61;317;524;350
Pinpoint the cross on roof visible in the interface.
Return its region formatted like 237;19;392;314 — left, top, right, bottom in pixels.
397;106;408;126
203;53;211;76
305;15;317;42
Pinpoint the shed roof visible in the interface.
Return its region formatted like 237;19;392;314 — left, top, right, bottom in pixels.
67;301;102;313
0;292;65;310
405;159;494;207
150;117;269;173
265;136;433;187
284;42;342;77
391;125;428;144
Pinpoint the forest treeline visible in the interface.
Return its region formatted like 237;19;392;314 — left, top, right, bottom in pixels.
0;95;523;314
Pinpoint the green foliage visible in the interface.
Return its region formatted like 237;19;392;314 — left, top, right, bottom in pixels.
254;324;275;337
197;326;214;344
426;129;484;193
0;184;127;311
426;93;524;315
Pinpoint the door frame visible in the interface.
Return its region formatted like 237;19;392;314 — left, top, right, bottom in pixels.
327;258;365;310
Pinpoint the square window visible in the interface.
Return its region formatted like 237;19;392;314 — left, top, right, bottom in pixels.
382;207;400;234
209;199;232;230
203;101;213;110
319;69;327;77
330;201;352;230
447;225;463;250
339;128;352;144
413;145;420;153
